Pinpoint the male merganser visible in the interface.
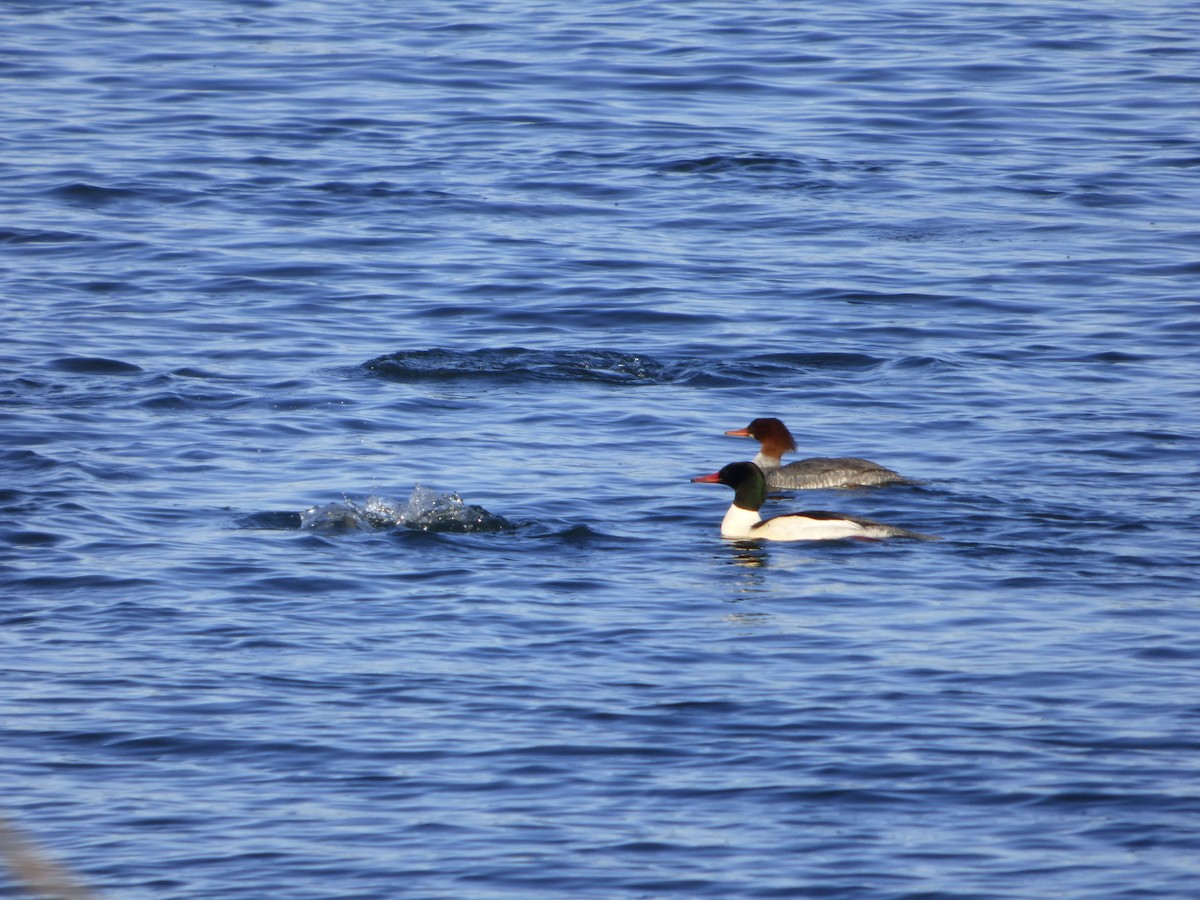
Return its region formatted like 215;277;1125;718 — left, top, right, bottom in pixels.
691;462;937;541
725;417;913;489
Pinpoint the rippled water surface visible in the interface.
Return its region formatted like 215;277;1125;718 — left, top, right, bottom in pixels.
4;1;1200;897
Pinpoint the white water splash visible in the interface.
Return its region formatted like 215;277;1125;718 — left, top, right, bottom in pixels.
300;485;512;533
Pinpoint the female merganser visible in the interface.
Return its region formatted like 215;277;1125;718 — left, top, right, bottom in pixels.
691;462;937;541
725;417;912;489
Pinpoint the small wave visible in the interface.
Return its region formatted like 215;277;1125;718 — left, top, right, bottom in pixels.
236;511;304;530
47;181;142;206
674;350;891;388
360;347;909;390
538;523;635;546
654;152;882;191
312;180;455;202
0;227;94;245
0;449;62;473
299;485;516;534
45;180;200;210
659;152;810;174
363;348;674;386
744;350;885;371
46;356;145;376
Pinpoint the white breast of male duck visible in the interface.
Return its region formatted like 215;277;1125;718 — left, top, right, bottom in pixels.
696;461;939;542
722;507;872;541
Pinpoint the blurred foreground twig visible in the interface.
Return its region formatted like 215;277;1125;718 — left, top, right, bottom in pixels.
0;816;95;900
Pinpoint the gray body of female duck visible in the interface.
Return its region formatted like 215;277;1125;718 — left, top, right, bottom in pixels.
725;417;914;490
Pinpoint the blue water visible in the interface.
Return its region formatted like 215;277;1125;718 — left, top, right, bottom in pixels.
3;1;1199;897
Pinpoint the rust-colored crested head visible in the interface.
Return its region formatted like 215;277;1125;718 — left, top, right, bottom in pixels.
727;418;797;454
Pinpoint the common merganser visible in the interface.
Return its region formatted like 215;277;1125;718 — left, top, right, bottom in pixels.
725;417;913;489
691;462;937;541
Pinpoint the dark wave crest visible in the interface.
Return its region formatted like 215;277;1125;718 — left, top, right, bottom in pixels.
360;347;913;389
363;348;674;386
